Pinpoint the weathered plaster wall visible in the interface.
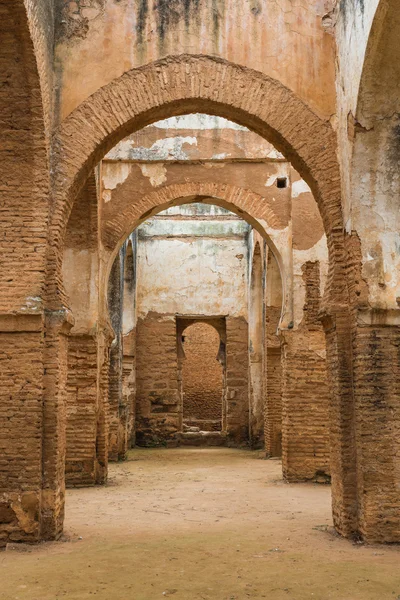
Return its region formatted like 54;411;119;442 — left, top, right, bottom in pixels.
136;205;250;319
335;0;380;226
54;0;336;121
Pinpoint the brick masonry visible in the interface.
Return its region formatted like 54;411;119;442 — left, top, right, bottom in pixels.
65;334;98;486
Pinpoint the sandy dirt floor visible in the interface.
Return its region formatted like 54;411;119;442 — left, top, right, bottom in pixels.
1;448;400;600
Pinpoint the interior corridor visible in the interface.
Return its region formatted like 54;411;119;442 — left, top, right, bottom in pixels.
2;449;400;600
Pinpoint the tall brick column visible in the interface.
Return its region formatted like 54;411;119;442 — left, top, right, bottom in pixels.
353;312;400;542
322;307;358;538
0;314;45;546
281;328;330;481
264;346;282;457
65;333;98;486
41;309;73;539
226;317;250;444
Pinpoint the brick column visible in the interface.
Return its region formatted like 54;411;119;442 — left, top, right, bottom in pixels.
322;307;358;538
65;333;98;486
120;343;136;455
264;346;282;457
41;309;73;540
136;314;180;446
281;328;330;482
0;314;45;546
353;311;400;542
226;317;249;444
95;325;112;484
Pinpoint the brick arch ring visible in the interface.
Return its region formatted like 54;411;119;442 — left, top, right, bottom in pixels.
51;54;344;309
101;182;292;328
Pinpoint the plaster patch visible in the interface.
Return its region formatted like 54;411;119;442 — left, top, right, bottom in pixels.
212;152;230;159
267;149;285;159
292;179;311;198
153;114;248;131
107;136;197;160
265;175;277;187
102;163;131;191
139;163;167;187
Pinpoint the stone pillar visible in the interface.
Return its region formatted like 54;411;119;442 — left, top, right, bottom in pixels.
249;243;265;448
226;316;250;444
121;331;136;451
322;306;358;538
119;236;137;456
264;249;283;457
281;261;330;482
95;325;112;484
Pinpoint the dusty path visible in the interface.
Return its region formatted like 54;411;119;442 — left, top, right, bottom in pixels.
1;448;400;600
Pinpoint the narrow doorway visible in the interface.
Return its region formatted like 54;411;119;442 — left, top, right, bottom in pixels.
179;322;225;434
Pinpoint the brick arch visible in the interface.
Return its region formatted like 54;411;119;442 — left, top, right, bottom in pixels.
0;0;49;311
101;183;292;329
50;54;344;309
103;181;283;256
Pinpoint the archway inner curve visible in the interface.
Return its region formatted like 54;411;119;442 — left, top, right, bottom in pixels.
104;194;290;331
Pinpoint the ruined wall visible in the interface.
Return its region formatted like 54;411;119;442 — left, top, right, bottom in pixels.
182;322;223;431
136;206;250;319
54;0;336;121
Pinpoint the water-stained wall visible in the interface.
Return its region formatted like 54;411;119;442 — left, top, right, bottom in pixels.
54;0;336;121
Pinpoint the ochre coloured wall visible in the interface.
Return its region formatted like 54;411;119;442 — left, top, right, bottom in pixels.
182;323;223;431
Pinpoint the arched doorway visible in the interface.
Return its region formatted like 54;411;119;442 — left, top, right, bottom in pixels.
181;322;224;438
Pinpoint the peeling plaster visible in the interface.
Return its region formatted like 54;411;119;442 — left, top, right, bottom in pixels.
292;179;311;198
265;174;277;187
153;114;248;131
102;163;131;192
139;163;167;187
293;234;329;327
